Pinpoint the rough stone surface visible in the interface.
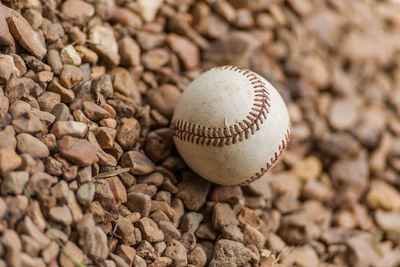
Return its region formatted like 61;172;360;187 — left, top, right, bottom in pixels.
17;133;49;158
58;136;98;166
209;239;251;267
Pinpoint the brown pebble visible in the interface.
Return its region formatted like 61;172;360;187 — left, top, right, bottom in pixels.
37;92;60;112
176;172;211;211
94;127;116;149
126;192;151;217
146;84;181;119
89;25;120;65
49;205;73;225
17;133;49;158
116;117;140;149
167;34;199;70
119;36;141;67
5;7;46;59
51;121;88;139
82;101;111;121
106;176;127;204
61;0;95;21
57;136;98;166
48;78;75;103
60;64;83;89
121;151;155;175
12;110;43;133
328;98;359;130
212;203;239;230
137;217;165;242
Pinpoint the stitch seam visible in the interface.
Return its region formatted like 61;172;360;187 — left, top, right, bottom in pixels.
171;65;271;146
171;65;290;184
238;126;290;186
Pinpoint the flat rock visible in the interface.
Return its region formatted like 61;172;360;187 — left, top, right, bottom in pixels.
57;136;98;166
243;224;265;249
106;176;127;204
17;133;49;158
95;127;116;149
49;205;73;225
293;156;322;181
82;101;111;121
212;203;239;230
280;244;320;267
48;78;75;103
61;0;95;21
12;110;43;133
188;245;207;267
0;6;13;45
51;121;88;138
37;92;60;112
158;220;181;242
119;36;141;66
25;171;57;196
142;48;170;70
5;7;46;59
116;216;136;246
180;212;204;233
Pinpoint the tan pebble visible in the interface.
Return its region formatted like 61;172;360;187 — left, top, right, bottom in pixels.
60;64;83;89
0;54;20;83
167;34;199;70
61;0;95;21
328;98;359;130
89;25;120;65
366;179;400;211
57;136;98;166
293;156;322;181
51;121;88;138
60;45;82;66
75;45;98;64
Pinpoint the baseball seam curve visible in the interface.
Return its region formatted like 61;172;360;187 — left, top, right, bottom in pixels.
171;65;291;185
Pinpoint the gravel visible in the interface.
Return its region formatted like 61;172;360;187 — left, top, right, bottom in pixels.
0;0;399;266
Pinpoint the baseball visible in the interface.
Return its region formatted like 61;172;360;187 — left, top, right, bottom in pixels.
171;65;291;186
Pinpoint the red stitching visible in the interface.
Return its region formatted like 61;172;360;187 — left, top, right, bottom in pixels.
171;65;291;184
238;126;291;186
171;66;276;146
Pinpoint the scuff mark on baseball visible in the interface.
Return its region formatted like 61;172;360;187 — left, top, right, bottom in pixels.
171;65;291;186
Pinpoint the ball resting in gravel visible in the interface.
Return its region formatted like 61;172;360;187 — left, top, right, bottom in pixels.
171;65;291;186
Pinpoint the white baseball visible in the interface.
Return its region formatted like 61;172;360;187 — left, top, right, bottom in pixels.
171;66;291;186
